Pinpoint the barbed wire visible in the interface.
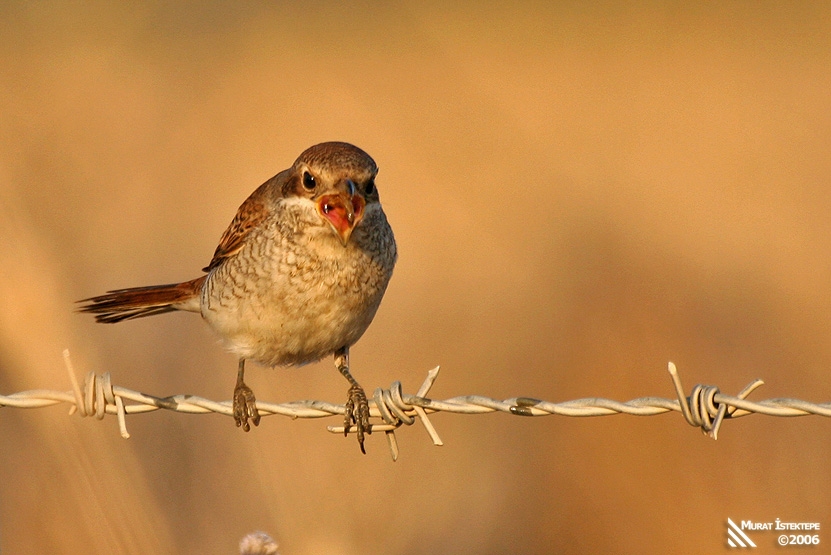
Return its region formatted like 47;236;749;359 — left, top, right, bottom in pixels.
2;350;831;460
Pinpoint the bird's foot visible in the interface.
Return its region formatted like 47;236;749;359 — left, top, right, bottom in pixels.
233;380;260;432
344;383;371;453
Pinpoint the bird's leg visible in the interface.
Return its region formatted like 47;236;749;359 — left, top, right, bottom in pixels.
233;358;260;432
335;346;370;453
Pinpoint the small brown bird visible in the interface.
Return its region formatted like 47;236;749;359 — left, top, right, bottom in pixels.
78;142;397;452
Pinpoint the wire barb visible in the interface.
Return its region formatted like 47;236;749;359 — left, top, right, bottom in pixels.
667;361;766;439
1;351;830;459
326;368;444;460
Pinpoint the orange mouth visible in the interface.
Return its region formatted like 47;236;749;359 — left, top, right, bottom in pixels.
317;192;365;245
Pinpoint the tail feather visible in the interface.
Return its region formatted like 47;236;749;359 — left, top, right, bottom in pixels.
77;276;205;323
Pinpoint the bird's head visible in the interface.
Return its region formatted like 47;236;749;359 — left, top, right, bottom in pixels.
286;142;380;246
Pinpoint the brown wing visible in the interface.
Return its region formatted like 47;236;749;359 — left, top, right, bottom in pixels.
202;173;284;272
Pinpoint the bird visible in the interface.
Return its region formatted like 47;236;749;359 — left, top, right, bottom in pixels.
78;142;397;452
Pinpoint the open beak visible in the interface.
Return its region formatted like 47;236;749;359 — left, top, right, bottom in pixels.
316;180;366;246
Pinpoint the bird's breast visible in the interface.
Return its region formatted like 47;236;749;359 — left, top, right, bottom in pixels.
200;208;395;367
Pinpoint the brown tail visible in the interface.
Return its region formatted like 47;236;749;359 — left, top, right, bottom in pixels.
77;276;205;323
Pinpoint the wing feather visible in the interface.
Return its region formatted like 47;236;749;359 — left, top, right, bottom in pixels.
202;173;285;272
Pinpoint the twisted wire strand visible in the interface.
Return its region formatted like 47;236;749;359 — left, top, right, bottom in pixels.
2;352;831;460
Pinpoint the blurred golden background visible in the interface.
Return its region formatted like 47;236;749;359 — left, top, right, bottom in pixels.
1;2;830;553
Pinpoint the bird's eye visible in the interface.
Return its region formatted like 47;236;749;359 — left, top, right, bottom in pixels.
365;179;375;195
302;171;316;190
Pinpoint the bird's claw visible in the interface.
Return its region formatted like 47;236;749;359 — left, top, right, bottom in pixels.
233;381;260;432
344;383;371;453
